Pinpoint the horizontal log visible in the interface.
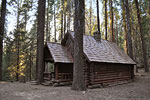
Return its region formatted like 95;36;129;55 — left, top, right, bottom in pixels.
93;72;131;77
93;76;131;82
91;77;131;85
92;76;131;82
94;70;130;75
93;74;131;80
89;72;131;79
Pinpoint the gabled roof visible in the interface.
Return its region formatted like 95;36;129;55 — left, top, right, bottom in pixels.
69;31;135;64
46;42;73;63
46;31;135;65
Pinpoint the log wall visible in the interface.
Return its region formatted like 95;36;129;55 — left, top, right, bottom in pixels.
55;63;73;82
89;63;134;85
83;58;90;86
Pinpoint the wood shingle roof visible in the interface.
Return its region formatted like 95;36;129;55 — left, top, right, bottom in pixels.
46;31;135;64
70;32;135;64
83;35;135;64
47;42;73;63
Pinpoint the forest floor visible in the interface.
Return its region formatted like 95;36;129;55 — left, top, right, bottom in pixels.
0;72;150;100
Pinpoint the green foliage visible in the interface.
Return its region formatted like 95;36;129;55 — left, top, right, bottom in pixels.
2;0;150;80
2;0;37;81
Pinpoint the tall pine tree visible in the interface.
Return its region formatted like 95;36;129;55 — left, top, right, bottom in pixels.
72;0;86;91
37;0;46;84
0;0;7;81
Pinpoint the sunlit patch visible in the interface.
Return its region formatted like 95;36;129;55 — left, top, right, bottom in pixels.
0;81;8;84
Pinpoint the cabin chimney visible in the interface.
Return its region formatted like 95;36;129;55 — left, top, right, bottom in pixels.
93;31;101;42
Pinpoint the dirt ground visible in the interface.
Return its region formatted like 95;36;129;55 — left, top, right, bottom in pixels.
0;75;150;100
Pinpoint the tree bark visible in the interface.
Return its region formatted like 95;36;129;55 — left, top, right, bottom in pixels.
37;0;46;84
125;0;133;59
72;0;86;91
0;0;7;81
54;2;57;42
46;0;50;41
24;1;29;81
135;0;149;72
109;0;114;42
49;21;51;41
61;0;64;40
67;0;71;31
149;0;150;15
121;0;128;54
36;40;39;81
64;9;66;36
134;26;138;72
16;0;21;81
105;0;108;40
89;0;92;35
29;45;32;81
124;0;133;59
96;0;101;42
115;19;118;45
35;17;38;81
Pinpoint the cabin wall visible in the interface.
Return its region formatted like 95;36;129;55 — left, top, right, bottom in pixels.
58;63;73;73
89;63;134;85
63;33;90;85
54;63;73;82
83;59;90;86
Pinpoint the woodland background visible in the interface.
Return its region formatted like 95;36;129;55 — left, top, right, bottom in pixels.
0;0;150;81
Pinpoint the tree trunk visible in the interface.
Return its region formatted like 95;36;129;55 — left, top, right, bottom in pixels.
105;0;108;40
124;0;133;59
134;26;138;72
130;11;138;72
16;0;21;81
115;20;118;45
135;0;149;72
149;0;150;15
54;2;57;42
0;0;6;81
24;1;29;82
36;41;39;81
109;0;114;42
46;0;50;41
61;0;64;40
72;0;86;91
64;9;66;36
96;0;101;42
49;21;51;41
37;0;46;84
35;17;38;81
121;0;128;54
67;0;71;31
29;45;32;81
89;0;92;35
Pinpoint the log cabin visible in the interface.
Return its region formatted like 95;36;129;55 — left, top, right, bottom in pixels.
44;31;136;86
